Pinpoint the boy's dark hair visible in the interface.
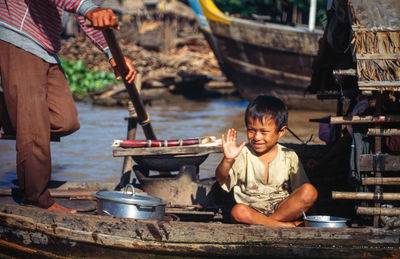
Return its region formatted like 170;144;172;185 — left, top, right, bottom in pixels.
245;95;288;131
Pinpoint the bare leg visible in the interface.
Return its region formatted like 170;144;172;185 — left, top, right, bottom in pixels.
270;183;318;222
231;204;296;227
47;202;77;214
230;183;317;226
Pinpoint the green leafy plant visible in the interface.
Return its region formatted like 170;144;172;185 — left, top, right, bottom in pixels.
60;58;117;97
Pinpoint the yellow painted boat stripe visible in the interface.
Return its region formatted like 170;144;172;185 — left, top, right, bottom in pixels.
199;0;230;25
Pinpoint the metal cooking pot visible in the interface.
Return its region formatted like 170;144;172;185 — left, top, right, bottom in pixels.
93;184;166;220
304;215;350;228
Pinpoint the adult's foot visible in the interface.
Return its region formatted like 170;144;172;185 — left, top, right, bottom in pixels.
48;202;77;214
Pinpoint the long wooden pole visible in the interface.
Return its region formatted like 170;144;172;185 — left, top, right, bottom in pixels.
102;29;156;140
332;191;400;201
357;206;400;216
0;188;96;200
362;177;400;185
329;115;400;125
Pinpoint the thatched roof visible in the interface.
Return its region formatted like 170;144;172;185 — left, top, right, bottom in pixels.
351;0;400;31
351;0;400;91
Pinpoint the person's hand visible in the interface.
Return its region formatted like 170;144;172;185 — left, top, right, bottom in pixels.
85;8;119;30
109;56;136;84
222;128;246;160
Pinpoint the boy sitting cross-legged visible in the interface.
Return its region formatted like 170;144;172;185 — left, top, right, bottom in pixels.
216;95;318;227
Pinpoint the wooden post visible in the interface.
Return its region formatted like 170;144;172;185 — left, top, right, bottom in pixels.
291;4;297;25
373;92;384;227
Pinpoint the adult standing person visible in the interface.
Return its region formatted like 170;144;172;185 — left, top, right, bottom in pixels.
0;0;136;212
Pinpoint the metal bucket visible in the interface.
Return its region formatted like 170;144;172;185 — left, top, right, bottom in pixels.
304;215;350;228
93;184;166;220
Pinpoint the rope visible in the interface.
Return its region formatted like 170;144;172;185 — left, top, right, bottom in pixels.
139;113;151;126
287;127;307;145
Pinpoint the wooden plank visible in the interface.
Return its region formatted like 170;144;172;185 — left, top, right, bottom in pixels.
1;203;400;245
0;188;97;200
363;177;400;185
0;202;399;258
356;54;400;60
332;191;400;200
113;145;223;157
351;25;368;31
357;206;400;216
359;154;400;172
367;128;400;136
330;115;400;125
332;68;356;76
358;81;400;91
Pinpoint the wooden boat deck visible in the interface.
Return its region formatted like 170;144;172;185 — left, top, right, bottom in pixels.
0;201;399;258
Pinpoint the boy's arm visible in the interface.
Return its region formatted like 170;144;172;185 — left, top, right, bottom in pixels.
215;157;234;183
215;128;245;183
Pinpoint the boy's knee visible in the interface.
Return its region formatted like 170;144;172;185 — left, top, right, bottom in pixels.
299;183;318;205
231;204;252;223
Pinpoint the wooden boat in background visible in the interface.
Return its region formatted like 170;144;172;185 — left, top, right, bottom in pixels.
189;0;337;110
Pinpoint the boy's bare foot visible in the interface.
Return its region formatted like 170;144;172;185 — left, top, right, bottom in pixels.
293;220;304;227
48;202;77;214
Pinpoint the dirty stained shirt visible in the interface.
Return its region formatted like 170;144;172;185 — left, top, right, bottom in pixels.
220;143;309;215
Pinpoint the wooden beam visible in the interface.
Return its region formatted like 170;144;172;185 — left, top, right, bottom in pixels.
362;177;400;185
332;191;400;200
356;54;400;60
0;188;97;200
329;115;400;125
357;206;400;216
359;154;400;172
113;145;223;157
367;128;400;136
358;81;400;92
351;25;368;31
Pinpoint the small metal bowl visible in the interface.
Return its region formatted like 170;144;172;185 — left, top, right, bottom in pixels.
304;215;350;228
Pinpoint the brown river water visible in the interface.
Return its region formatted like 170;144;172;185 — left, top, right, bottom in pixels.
0;96;331;188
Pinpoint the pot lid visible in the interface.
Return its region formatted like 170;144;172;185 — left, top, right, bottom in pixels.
93;184;166;207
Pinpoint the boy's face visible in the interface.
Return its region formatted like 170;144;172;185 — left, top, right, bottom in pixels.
246;116;286;155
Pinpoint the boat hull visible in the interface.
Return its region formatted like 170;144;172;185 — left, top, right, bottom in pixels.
193;0;335;110
0;203;399;258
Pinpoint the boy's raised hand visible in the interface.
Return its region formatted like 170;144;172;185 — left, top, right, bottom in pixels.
222;128;246;160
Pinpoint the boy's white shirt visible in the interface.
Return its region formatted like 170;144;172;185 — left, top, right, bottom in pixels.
220;143;309;214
